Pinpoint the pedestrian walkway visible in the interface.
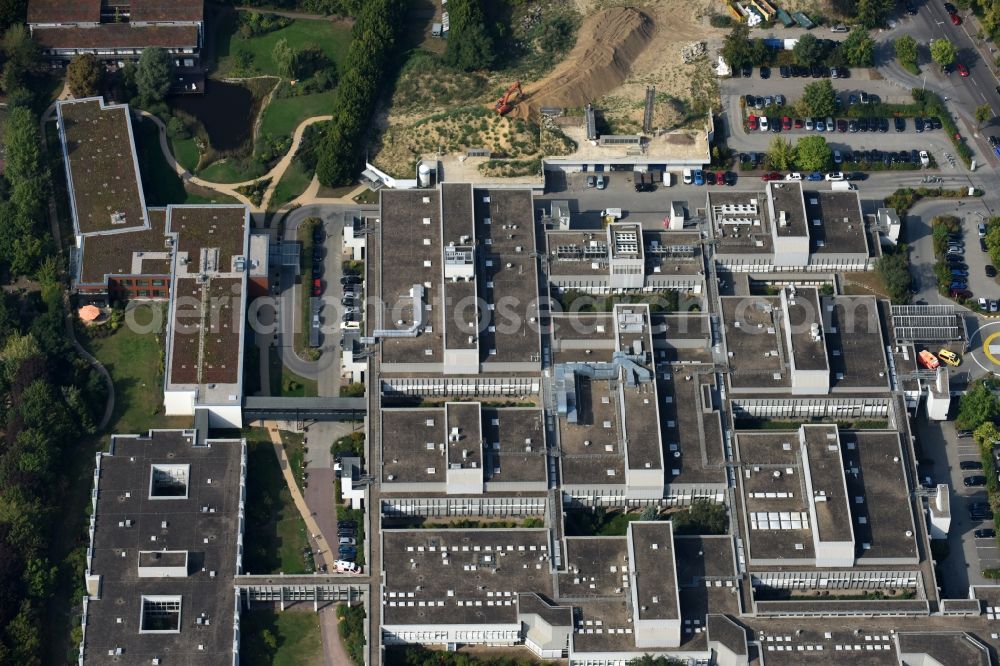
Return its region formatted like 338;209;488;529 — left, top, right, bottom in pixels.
264;422;334;569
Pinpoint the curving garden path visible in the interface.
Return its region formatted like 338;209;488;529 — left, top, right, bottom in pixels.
140;111;333;213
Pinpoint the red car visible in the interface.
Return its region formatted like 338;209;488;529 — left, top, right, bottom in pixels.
761;171;782;182
715;170;725;185
748;114;758;130
951;12;962;25
781;116;792;131
793;118;804;128
957;63;969;77
312;278;322;296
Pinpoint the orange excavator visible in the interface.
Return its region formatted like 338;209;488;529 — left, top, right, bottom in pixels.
495;81;523;115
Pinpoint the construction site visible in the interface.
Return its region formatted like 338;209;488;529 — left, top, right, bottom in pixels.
371;0;731;184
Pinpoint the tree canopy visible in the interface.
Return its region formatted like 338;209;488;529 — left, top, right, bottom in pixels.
894;35;918;66
856;0;894;28
136;47;172;104
766;136;796;171
66;54;102;97
875;245;912;304
443;0;497;71
316;0;407;186
930;38;957;67
795;135;833;171
793;34;825;67
721;23;755;70
799;79;836;117
958;380;1000;431
843;27;875;67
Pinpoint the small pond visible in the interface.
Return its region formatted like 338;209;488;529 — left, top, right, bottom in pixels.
170;79;254;152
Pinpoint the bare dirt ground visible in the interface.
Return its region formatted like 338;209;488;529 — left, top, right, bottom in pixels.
510;7;654;119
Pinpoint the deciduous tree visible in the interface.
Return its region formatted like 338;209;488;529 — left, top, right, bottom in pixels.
795;135;833;171
443;0;496;71
930;38;957;68
136;47;172;103
800;79;836;117
843;27;875;67
895;35;918;66
66;54;102;97
958;380;1000;431
793;33;825;67
766;136;796;171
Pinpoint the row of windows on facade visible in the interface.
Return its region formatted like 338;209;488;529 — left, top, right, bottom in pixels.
112;278;167;287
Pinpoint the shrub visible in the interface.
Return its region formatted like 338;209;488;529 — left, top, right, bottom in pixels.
710;14;733;28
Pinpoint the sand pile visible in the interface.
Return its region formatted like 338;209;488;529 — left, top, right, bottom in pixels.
511;7;654;119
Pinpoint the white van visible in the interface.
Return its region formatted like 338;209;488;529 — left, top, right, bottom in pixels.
662;171;673;187
682;168;693;185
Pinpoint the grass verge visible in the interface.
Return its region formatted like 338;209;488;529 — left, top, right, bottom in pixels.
239;609;322;666
268;347;318;397
281;431;307;491
243;432;314;574
198;158;259;184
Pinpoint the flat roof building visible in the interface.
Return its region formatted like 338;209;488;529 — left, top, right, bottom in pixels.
29;0;205;69
57;97;259;427
708;183;876;272
80;428;245;665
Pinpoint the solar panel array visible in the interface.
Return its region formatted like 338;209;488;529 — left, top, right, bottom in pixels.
890;305;962;342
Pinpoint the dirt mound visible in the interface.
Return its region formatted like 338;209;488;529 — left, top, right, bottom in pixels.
511;7;654;120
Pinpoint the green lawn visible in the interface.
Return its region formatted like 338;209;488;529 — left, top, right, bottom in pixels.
217;19;353;77
170;135;200;172
84;305;191;433
197;158;259;184
243;433;314;575
260;90;335;138
270;158;312;210
239;609;322;666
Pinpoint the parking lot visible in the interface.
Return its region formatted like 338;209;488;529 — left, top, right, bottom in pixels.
720;76;964;170
914;414;999;595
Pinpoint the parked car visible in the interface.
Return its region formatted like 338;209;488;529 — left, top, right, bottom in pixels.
937;349;961;366
944;2;957;13
781;116;792;131
814;119;826;132
833;150;842;164
958;429;974;438
964;475;987;487
987;265;997;278
586;175;596;188
340;275;361;285
761;171;783;182
759;116;769;132
785;172;803;181
951;288;973;299
982;238;990;252
596;175;607;189
957;63;970;77
837;119;848;132
805;118;815;131
806;172;824;181
760;66;770;79
705;171;716;185
848;119;858;132
683;168;693;184
976;528;997;539
794;118;804;128
312;278;322;296
992;300;999;312
961;461;984;470
779;65;790;78
825;172;845;181
979;222;988;238
776;94;786;106
919;150;930;167
915;117;925;132
694;169;705;185
334;560;361;574
951;12;962;25
339;537;357;546
894;116;906;132
724;171;738;186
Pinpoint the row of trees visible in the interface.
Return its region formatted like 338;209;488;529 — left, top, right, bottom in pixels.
723;24;874;71
315;0;407;186
66;47;173;107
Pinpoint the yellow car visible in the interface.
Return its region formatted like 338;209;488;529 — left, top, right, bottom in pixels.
937;349;961;366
